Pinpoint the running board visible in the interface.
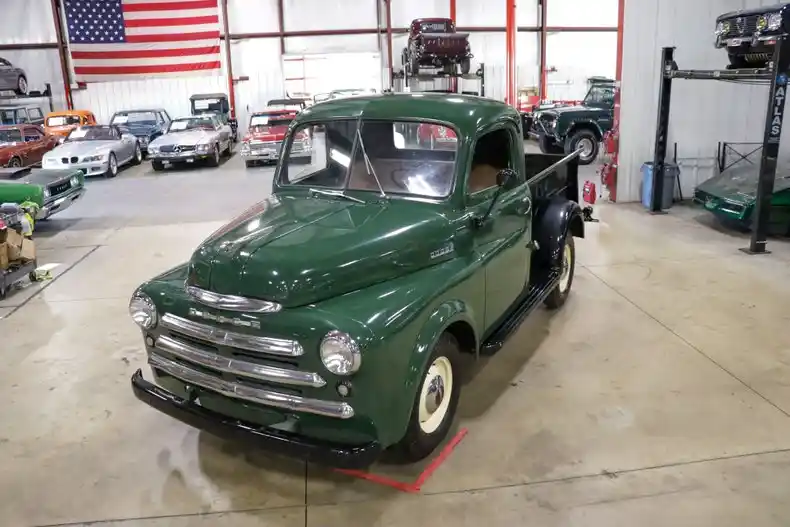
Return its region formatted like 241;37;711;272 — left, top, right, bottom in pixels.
480;269;561;355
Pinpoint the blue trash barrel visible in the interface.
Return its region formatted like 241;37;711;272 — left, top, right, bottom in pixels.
641;162;679;210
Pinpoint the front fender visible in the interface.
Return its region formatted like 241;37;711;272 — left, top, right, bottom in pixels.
565;119;603;139
533;196;584;267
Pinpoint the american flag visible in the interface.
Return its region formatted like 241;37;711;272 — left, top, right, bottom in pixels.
64;0;222;82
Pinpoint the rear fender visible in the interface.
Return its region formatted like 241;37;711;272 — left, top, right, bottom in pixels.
533;196;584;267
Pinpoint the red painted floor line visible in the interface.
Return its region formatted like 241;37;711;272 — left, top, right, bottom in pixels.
334;427;469;493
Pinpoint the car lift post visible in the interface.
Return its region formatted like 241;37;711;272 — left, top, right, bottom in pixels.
649;42;788;254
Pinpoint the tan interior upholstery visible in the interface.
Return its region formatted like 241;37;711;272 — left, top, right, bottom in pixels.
468;163;500;193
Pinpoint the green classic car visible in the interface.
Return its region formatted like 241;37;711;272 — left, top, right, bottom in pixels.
0;166;86;220
532;78;615;165
129;94;586;468
693;165;790;235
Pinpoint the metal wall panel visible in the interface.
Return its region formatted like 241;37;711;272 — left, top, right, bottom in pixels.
547;0;619;27
0;0;57;44
231;39;284;136
546;32;617;100
283;0;377;31
617;0;777;202
390;0;447;28
227;0;279;34
285;35;380;54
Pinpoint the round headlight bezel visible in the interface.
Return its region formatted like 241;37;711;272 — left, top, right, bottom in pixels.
320;330;361;376
70;175;79;186
129;291;158;329
768;12;783;31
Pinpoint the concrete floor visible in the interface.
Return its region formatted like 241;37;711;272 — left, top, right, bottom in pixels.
2;150;790;526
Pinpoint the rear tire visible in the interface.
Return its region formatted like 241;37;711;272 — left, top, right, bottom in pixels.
544;232;575;309
460;58;471;75
565;128;599;165
390;333;461;463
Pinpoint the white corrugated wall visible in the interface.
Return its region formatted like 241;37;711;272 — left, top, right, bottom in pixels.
1;0;618;126
617;0;785;202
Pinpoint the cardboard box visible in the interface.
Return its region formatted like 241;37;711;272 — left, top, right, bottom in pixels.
5;228;22;249
0;227;7;244
19;237;35;262
0;242;8;270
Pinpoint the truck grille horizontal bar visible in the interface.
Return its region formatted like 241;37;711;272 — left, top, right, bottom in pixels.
161;313;303;357
149;353;354;419
155;335;325;388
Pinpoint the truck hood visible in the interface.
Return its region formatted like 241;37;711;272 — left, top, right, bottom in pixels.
543;104;608;118
186;194;455;307
0;168;76;186
697;166;790;204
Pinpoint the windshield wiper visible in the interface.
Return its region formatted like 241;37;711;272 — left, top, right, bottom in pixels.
355;127;387;198
309;188;364;203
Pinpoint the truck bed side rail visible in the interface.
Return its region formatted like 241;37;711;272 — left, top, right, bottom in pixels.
525;150;581;204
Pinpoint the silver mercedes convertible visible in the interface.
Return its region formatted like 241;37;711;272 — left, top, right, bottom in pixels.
42;125;143;178
147;114;233;171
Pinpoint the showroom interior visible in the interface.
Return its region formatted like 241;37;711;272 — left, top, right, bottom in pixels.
2;0;790;525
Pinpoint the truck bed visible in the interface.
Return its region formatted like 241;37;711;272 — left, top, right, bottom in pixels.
525;151;580;204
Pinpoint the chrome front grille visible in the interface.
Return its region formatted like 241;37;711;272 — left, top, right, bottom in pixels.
49;179;72;196
723;15;759;37
149;354;354;419
155;334;325;388
160;144;196;153
250;141;281;152
161;313;300;356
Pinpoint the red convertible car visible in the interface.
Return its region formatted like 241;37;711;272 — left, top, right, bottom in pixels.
417;122;457;149
0;124;60;168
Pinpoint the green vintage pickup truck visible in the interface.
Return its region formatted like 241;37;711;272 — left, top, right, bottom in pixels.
129;94;585;468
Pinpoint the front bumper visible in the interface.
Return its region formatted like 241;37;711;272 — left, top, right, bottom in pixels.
45;161;109;176
149;151;214;163
716;33;780;51
38;186;86;219
241;149;310;162
131;369;381;469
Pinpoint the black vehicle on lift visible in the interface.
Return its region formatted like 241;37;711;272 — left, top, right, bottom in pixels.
189;93;238;142
714;3;790;69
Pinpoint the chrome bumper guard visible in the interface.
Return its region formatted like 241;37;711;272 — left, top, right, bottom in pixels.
161;313;302;357
149;353;354;419
155;334;325;388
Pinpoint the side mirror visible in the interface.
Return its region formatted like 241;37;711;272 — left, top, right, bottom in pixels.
473;168;518;229
496;168;517;188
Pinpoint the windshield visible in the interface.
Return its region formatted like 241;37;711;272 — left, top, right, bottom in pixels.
0;128;22;144
249;114;294;131
112;111;157;126
168;117;215;132
279;119;457;199
46;115;81;127
66;126;115;141
420;21;450;32
192;97;225;113
583;84;615;107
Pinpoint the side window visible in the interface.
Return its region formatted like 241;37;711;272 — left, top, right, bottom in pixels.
24;127;43;142
0;59;9;67
17;109;30;123
156;112;164;124
467;128;516;194
29;108;43;120
111;126;121;139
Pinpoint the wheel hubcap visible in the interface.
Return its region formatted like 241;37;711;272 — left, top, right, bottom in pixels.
559;243;572;292
136;146;141;160
10;158;20;167
110;157;117;173
579;138;594;158
418;356;453;434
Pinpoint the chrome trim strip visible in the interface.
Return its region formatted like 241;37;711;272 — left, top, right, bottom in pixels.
186;285;283;313
149;354;354;419
155;335;325;388
161;313;304;357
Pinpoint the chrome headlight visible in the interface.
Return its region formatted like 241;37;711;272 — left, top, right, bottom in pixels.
196;143;210;152
320;330;361;376
129;291;157;329
139;136;149;145
83;154;104;162
70;175;79;186
241;142;250;152
148;146;160;154
768;12;783;31
43;187;51;199
715;20;731;36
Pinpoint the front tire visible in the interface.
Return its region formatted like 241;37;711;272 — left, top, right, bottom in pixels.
104;153;118;178
15;75;27;95
206;144;220;167
8;156;21;168
544;232;575;309
131;143;142;165
151;160;165;172
565;128;599;165
391;333;461;463
245;160;255;168
538;134;563;155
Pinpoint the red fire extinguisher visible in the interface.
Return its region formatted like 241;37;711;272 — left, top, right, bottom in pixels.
582;180;597;205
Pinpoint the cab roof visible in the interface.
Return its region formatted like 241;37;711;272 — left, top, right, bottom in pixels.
46;109;93;117
297;93;519;137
